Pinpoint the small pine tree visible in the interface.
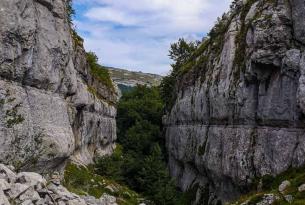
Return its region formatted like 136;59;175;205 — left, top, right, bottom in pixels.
67;0;75;26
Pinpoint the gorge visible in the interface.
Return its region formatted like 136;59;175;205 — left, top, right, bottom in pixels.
1;0;305;205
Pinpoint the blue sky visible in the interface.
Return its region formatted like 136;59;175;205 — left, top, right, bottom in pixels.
73;0;232;75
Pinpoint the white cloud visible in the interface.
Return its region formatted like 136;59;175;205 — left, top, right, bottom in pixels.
85;7;139;26
74;0;232;75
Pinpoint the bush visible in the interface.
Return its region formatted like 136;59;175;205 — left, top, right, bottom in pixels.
67;0;74;24
95;145;124;181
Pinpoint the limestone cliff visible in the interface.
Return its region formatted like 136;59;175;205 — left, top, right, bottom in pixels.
164;0;305;204
0;0;117;173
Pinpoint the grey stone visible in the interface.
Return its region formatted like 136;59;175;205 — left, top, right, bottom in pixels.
256;194;278;205
0;164;118;205
284;195;294;203
20;200;34;205
279;180;291;193
291;0;305;44
7;183;30;199
0;164;17;183
50;172;61;186
99;193;117;205
16;172;47;189
0;190;10;205
19;187;40;201
0;179;10;191
298;184;305;192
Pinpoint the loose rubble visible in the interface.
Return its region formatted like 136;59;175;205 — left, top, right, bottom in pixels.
0;164;118;205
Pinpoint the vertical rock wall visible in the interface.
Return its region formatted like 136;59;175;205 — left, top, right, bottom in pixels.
0;0;117;173
164;0;305;204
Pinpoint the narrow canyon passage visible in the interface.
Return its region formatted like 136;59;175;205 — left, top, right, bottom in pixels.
1;0;305;205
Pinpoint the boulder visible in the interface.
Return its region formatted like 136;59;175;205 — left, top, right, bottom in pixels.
279;180;291;193
0;164;119;205
0;190;10;205
0;164;17;183
0;179;10;191
298;184;305;192
16;172;47;189
100;193;117;205
7;183;30;199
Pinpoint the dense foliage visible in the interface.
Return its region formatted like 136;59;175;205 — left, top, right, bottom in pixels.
95;85;189;205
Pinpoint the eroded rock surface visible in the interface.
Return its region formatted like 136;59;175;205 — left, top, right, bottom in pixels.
0;0;117;172
164;0;305;204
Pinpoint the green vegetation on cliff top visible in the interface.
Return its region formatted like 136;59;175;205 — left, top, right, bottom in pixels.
86;52;115;92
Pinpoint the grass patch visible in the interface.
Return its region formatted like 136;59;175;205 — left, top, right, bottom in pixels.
231;166;305;205
63;163;140;204
71;29;84;47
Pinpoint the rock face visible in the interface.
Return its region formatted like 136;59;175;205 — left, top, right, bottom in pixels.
0;0;117;172
0;164;118;205
164;0;305;204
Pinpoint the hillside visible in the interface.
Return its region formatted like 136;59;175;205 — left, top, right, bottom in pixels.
107;67;162;93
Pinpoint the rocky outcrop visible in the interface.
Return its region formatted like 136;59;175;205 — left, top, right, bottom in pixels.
0;0;117;173
164;0;305;204
0;164;118;205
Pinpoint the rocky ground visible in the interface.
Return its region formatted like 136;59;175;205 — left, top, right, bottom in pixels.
0;164;120;205
231;180;305;205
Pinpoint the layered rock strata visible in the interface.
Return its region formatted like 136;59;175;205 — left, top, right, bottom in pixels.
164;0;305;204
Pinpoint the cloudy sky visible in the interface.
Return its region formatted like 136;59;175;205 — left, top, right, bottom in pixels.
73;0;232;75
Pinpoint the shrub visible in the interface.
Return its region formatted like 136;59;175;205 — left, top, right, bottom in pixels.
67;0;75;26
86;52;115;91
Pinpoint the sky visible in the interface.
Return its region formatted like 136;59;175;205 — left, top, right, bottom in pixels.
73;0;232;75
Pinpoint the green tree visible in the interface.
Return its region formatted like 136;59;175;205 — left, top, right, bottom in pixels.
169;38;198;69
67;0;75;26
95;145;124;181
136;144;179;205
95;85;188;205
116;85;163;139
160;38;198;111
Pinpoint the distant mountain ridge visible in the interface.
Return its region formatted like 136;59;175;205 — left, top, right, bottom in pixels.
106;67;163;88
